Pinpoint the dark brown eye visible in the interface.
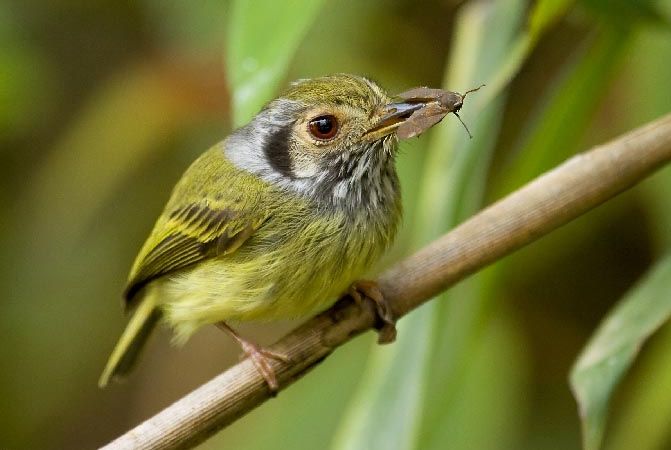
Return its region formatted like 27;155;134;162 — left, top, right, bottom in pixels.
308;115;339;140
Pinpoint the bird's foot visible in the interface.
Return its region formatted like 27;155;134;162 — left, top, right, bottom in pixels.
348;280;397;344
216;322;288;393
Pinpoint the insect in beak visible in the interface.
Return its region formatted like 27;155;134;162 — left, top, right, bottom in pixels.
365;84;484;141
363;101;426;141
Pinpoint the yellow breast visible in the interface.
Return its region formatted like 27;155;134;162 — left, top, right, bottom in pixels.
157;206;398;343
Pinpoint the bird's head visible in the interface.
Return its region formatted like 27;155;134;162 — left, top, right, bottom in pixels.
225;74;427;208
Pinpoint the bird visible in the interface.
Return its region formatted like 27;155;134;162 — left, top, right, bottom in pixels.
99;73;450;391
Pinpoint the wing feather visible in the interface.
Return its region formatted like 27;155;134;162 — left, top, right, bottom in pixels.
123;202;265;304
121;146;272;307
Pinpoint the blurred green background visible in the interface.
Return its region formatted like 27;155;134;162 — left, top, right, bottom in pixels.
2;0;671;449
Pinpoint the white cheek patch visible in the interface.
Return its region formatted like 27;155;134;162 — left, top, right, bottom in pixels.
224;134;269;175
224;117;324;197
292;160;320;178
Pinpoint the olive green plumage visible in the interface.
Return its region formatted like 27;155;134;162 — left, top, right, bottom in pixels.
100;74;407;387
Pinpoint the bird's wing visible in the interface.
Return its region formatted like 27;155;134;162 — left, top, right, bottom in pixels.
123;149;269;307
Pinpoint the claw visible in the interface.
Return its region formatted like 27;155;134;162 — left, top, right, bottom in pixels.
348;280;397;344
216;322;288;393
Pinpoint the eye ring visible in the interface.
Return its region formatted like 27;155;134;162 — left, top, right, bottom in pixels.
308;115;339;141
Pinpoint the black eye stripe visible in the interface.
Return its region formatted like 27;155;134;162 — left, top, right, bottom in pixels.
263;124;295;179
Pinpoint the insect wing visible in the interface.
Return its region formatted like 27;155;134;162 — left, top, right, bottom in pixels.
397;87;446;103
397;103;448;139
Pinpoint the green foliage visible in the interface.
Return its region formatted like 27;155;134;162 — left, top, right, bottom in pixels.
2;1;671;449
606;324;671;450
571;254;671;450
494;25;631;196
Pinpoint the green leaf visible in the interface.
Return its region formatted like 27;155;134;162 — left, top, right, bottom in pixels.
607;323;671;450
494;24;631;197
570;253;671;450
529;0;575;39
475;0;575;108
226;0;325;127
421;308;529;450
331;308;434;450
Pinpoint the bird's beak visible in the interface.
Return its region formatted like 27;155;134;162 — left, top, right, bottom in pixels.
363;100;427;141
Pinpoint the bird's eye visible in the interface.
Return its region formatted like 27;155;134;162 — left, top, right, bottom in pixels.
308;115;339;140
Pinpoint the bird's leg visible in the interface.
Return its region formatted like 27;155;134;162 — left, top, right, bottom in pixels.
348;280;397;344
216;322;289;393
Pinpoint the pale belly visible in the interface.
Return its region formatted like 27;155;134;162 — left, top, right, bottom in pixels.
155;219;386;343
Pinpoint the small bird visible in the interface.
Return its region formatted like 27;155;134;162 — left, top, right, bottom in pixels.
99;74;465;391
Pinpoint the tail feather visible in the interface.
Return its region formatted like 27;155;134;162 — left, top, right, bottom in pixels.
99;294;160;388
